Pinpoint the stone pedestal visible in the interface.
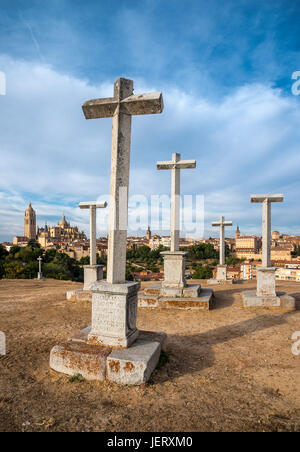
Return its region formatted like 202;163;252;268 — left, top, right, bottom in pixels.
242;267;296;309
217;265;227;281
51;280;167;385
67;265;104;302
160;251;186;297
88;281;139;348
0;331;5;356
207;265;233;285
83;265;103;290
256;267;276;297
37;272;44;280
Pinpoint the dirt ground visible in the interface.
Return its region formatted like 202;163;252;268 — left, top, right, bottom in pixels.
0;278;300;432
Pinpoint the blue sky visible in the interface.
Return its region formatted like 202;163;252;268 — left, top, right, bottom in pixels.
0;0;300;240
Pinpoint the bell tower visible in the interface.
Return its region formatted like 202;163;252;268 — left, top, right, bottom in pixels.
24;202;36;240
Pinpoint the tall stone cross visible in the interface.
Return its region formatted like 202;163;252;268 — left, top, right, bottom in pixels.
157;153;196;252
79;201;107;266
212;216;233;266
251;194;284;267
82;77;163;284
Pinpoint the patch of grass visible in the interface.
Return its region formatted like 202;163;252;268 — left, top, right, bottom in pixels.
156;350;170;370
68;373;85;383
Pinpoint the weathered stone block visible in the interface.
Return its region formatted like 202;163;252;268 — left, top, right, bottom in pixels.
106;339;161;385
242;290;296;309
50;342;111;381
182;284;201;298
256;267;276;297
143;284;162;296
138;294;160;308
160;288;213;310
88;281;140;347
66;290;92;302
138;330;167;352
0;331;5;356
161;251;186;289
83;265;103;290
216;265;227;281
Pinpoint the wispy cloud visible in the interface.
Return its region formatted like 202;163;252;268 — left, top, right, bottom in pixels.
0;54;299;241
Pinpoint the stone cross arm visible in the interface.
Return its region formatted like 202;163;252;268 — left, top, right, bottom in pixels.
212;215;233;227
82;92;163;119
79;201;108;209
157;159;196;170
251;194;284;203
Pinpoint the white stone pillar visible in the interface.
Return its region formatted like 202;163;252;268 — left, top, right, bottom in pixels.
219;218;225;266
107;95;132;284
90;205;97;266
262;199;271;267
171;153;180;252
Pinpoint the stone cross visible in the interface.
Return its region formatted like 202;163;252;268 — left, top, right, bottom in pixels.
37;256;42;274
212;216;233;265
82;77;163;284
157;153;196;252
251;194;284;267
79;201;107;266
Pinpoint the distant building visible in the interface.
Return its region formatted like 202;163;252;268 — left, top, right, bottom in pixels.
272;230;280;240
12;236;29;247
146;226;151;241
24;202;36;240
37;215;87;245
235;234;261;260
235;225;241;239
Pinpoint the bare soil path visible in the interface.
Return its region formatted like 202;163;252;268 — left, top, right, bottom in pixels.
0;279;299;432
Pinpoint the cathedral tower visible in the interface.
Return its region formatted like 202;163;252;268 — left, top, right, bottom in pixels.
235;225;241;239
24;202;36;240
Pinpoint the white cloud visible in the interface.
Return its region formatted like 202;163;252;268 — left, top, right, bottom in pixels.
0;55;300;241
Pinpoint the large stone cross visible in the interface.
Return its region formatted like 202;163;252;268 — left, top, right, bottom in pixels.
251;194;284;267
212;216;232;266
79;201;107;266
157;153;196;252
82;77;163;284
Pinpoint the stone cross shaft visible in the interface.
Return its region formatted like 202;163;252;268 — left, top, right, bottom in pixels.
79;201;107;266
251;194;284;267
82;77;163;284
212;216;232;266
157;153;196;252
37;256;42;273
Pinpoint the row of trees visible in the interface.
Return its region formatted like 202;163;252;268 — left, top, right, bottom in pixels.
187;243;231;260
0;240;83;281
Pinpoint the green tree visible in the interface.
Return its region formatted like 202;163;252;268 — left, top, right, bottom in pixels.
27;239;40;248
193;264;213;280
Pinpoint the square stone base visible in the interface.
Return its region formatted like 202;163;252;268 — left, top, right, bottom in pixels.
242;290;296;310
161;251;187;290
50;328;167;385
138;283;213;310
216;265;227;281
83;265;103;290
256;267;276;297
207;278;234;285
0;331;5;356
37;272;44;280
88;281;140;348
66;289;93;302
